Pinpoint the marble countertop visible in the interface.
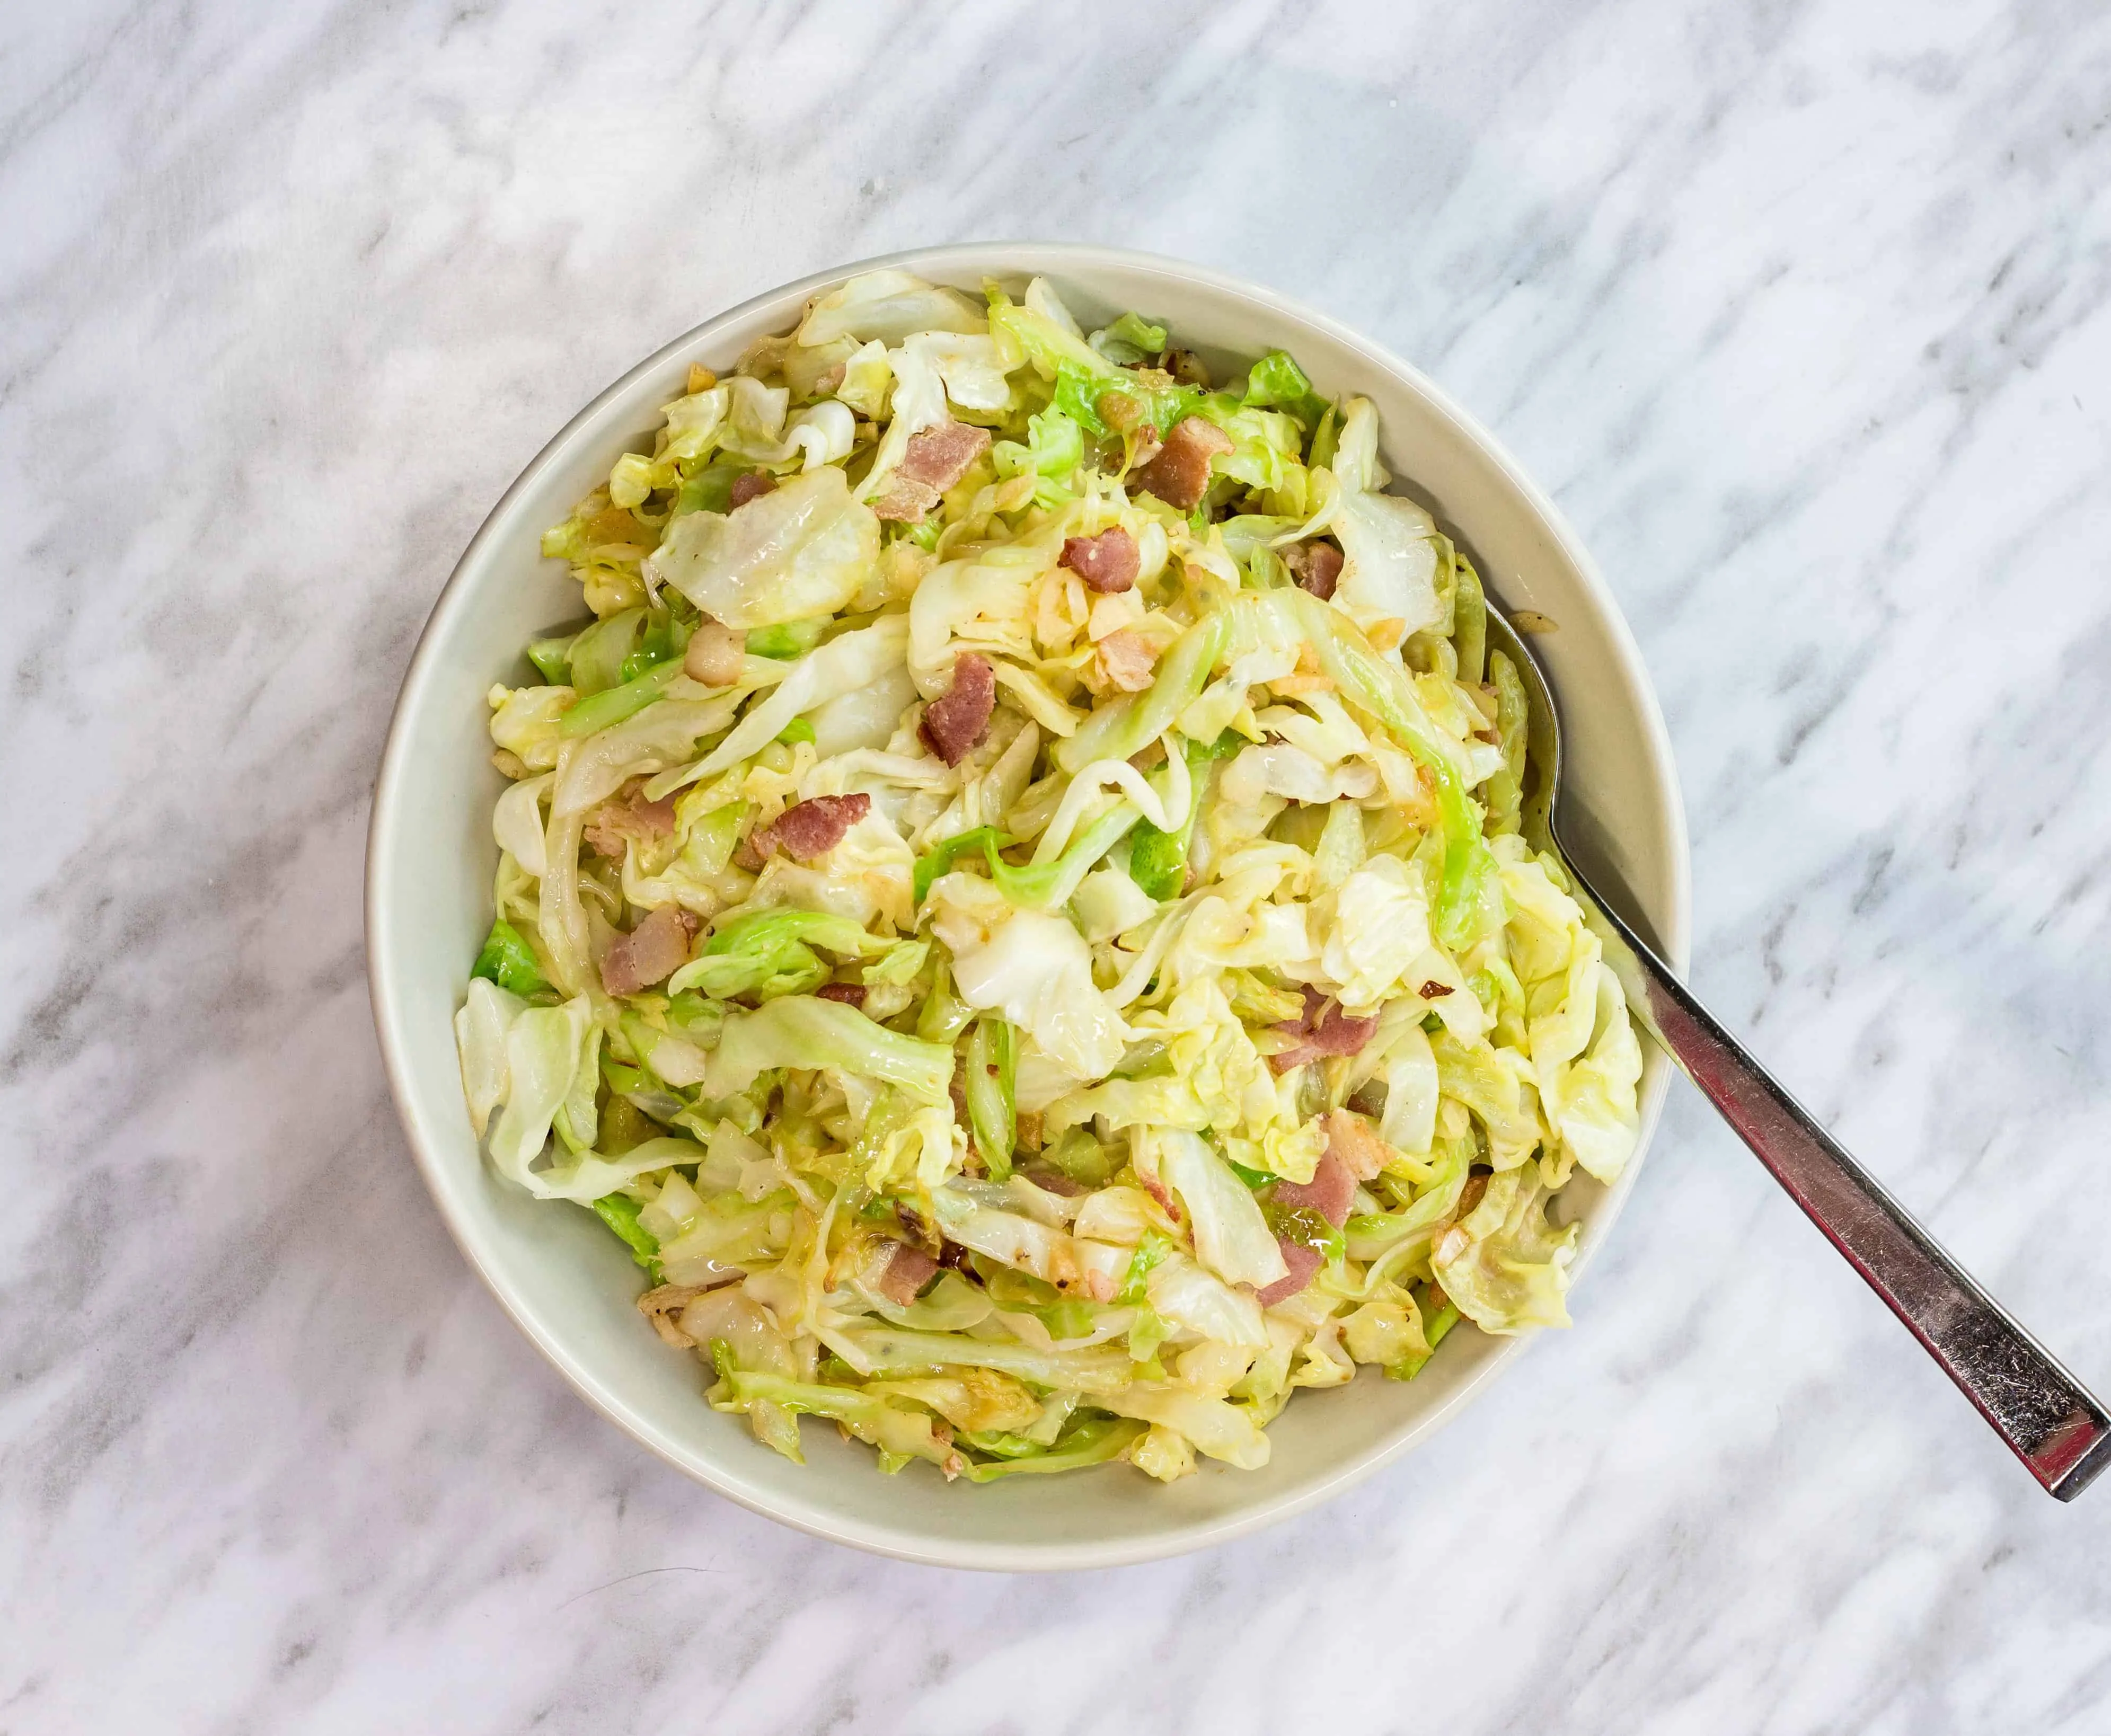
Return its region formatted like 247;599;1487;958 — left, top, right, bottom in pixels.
7;1;2111;1729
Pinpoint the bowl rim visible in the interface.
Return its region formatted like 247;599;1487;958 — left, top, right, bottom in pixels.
366;241;1693;1571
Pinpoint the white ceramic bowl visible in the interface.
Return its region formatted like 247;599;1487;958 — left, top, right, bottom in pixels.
366;244;1691;1570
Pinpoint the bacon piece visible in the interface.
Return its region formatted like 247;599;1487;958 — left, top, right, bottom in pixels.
584;780;680;858
1257;1241;1322;1308
599;904;699;997
1132;415;1233;510
873;1241;939;1306
1266;986;1380;1074
1322;1108;1391;1182
1097;628;1157;693
1285;539;1344;601
918;652;996;765
1418;980;1455;1000
728;471;776;509
748;793;871;863
870;421;993;521
683;621;745;685
1274;1150;1355;1228
815;982;867;1008
1060;527;1141;594
903;420;992;489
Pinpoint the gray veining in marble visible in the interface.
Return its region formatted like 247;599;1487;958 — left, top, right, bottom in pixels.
5;1;2111;1730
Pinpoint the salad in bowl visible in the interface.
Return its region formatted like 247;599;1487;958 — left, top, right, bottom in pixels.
453;268;1645;1486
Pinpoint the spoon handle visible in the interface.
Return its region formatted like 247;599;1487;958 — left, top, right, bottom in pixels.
1575;871;2111;1500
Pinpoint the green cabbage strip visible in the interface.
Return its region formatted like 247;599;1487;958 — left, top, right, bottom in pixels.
668;908;890;1000
1451;549;1487;685
527;629;583;684
745;617;828;659
471;918;552;1000
958;1415;1146;1483
915;958;974;1043
990;408;1085;508
1095;311;1167;362
1389;1297;1462;1382
913;827;1012;906
1278;589;1496;946
559;659;684;738
706;995;956;1105
1115;1232;1173;1305
1240;349;1329;430
1127;729;1243;899
590;1194;662;1281
568;606;645;695
714;1369;955;1471
1054;612;1230;775
983;802;1139;909
964;1015;1017;1181
1483;649;1529;837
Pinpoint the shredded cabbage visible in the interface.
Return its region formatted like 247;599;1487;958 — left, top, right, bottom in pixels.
455;269;1645;1487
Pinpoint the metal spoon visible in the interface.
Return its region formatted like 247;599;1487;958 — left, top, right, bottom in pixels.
1481;603;2111;1499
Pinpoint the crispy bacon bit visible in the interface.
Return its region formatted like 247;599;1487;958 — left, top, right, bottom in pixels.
1257;1242;1323;1307
683;621;745;685
871;421;993;521
1132;415;1233;510
1273;1150;1355;1228
728;471;776;509
599;904;699;997
584;779;681;858
1418;980;1455;1000
1267;986;1381;1074
815;982;867;1008
748;793;871;863
873;1241;939;1306
903;420;992;489
918;652;996;765
1322;1109;1391;1183
638;1281;707;1348
1285;539;1344;600
1061;527;1141;594
1097;628;1157;693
